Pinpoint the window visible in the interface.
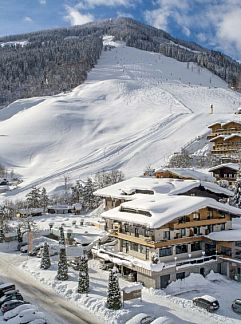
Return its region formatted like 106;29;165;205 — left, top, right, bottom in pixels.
120;207;151;217
176;244;188;254
193;212;200;220
180;228;186;237
146;247;150;259
220;223;225;230
140;245;146;254
159;247;172;257
191;242;201;252
134;227;139;237
236;241;241;247
193;227;201;235
207;210;213;219
124;224;129;233
163;231;170;240
131;243;138;252
135;189;154;195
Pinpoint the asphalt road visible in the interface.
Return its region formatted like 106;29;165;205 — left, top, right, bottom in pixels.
0;252;100;324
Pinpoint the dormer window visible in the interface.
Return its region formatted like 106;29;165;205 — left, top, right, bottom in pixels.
120;206;151;217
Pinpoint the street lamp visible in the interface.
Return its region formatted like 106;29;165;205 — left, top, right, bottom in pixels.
188;253;192;264
202;251;205;263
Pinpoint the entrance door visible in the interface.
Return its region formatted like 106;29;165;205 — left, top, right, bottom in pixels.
176;272;185;280
200;268;205;276
160;274;170;288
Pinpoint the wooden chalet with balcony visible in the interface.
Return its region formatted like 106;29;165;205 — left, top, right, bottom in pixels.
209;163;239;185
208;121;241;139
208;121;241;156
96;195;241;288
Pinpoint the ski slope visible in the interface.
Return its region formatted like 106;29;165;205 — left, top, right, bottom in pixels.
1;35;241;198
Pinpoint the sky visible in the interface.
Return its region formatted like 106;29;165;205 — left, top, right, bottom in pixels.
0;0;241;61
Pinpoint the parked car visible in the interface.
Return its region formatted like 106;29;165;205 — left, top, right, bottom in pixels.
125;313;155;324
28;319;47;324
1;300;25;313
0;283;15;298
4;303;38;320
69;258;81;271
193;295;219;312
0;291;23;307
151;316;174;324
232;299;241;314
6;309;46;324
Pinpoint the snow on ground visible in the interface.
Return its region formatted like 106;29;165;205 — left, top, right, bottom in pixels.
20;257;241;324
165;271;241;321
1;36;241;200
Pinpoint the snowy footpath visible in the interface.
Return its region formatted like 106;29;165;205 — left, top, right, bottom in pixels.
20;257;241;324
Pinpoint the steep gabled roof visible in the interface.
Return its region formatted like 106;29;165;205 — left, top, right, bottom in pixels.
208;121;241;128
102;195;241;229
210;134;241;142
155;167;214;182
209;163;240;172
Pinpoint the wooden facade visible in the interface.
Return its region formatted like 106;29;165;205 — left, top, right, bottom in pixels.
210;134;241;155
210;165;238;185
106;206;232;256
208;121;241;139
155;170;192;179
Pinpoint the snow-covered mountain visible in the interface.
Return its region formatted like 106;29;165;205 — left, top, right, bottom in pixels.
1;35;241;199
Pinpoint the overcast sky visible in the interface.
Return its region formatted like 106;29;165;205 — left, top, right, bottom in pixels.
0;0;241;60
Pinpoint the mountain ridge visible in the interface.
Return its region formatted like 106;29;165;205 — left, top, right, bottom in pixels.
0;17;240;107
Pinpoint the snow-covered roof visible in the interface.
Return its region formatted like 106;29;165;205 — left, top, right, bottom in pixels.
102;195;241;229
122;283;143;293
155;168;214;182
94;176;233;200
198;295;217;303
209;163;240;172
208;121;241;128
210;134;241;142
206;229;241;242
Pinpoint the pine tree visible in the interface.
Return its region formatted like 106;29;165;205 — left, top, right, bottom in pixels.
40;187;49;212
40;242;51;269
230;178;241;207
26;187;41;208
59;226;65;245
71;180;84;204
82;178;95;211
77;255;89;294
106;268;122;310
57;246;68;281
0;227;5;243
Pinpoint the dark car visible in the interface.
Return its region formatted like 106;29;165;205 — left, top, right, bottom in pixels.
0;291;23;307
193;295;219;312
1;299;25;313
0;283;16;298
232;299;241;314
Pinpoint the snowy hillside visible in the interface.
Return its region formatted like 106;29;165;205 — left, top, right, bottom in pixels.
1;35;241;199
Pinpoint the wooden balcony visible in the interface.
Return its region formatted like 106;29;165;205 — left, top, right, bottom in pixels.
109;230;205;248
109;231;155;247
170;216;230;229
154;236;204;248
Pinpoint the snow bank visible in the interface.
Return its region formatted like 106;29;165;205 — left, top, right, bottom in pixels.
165;273;207;295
